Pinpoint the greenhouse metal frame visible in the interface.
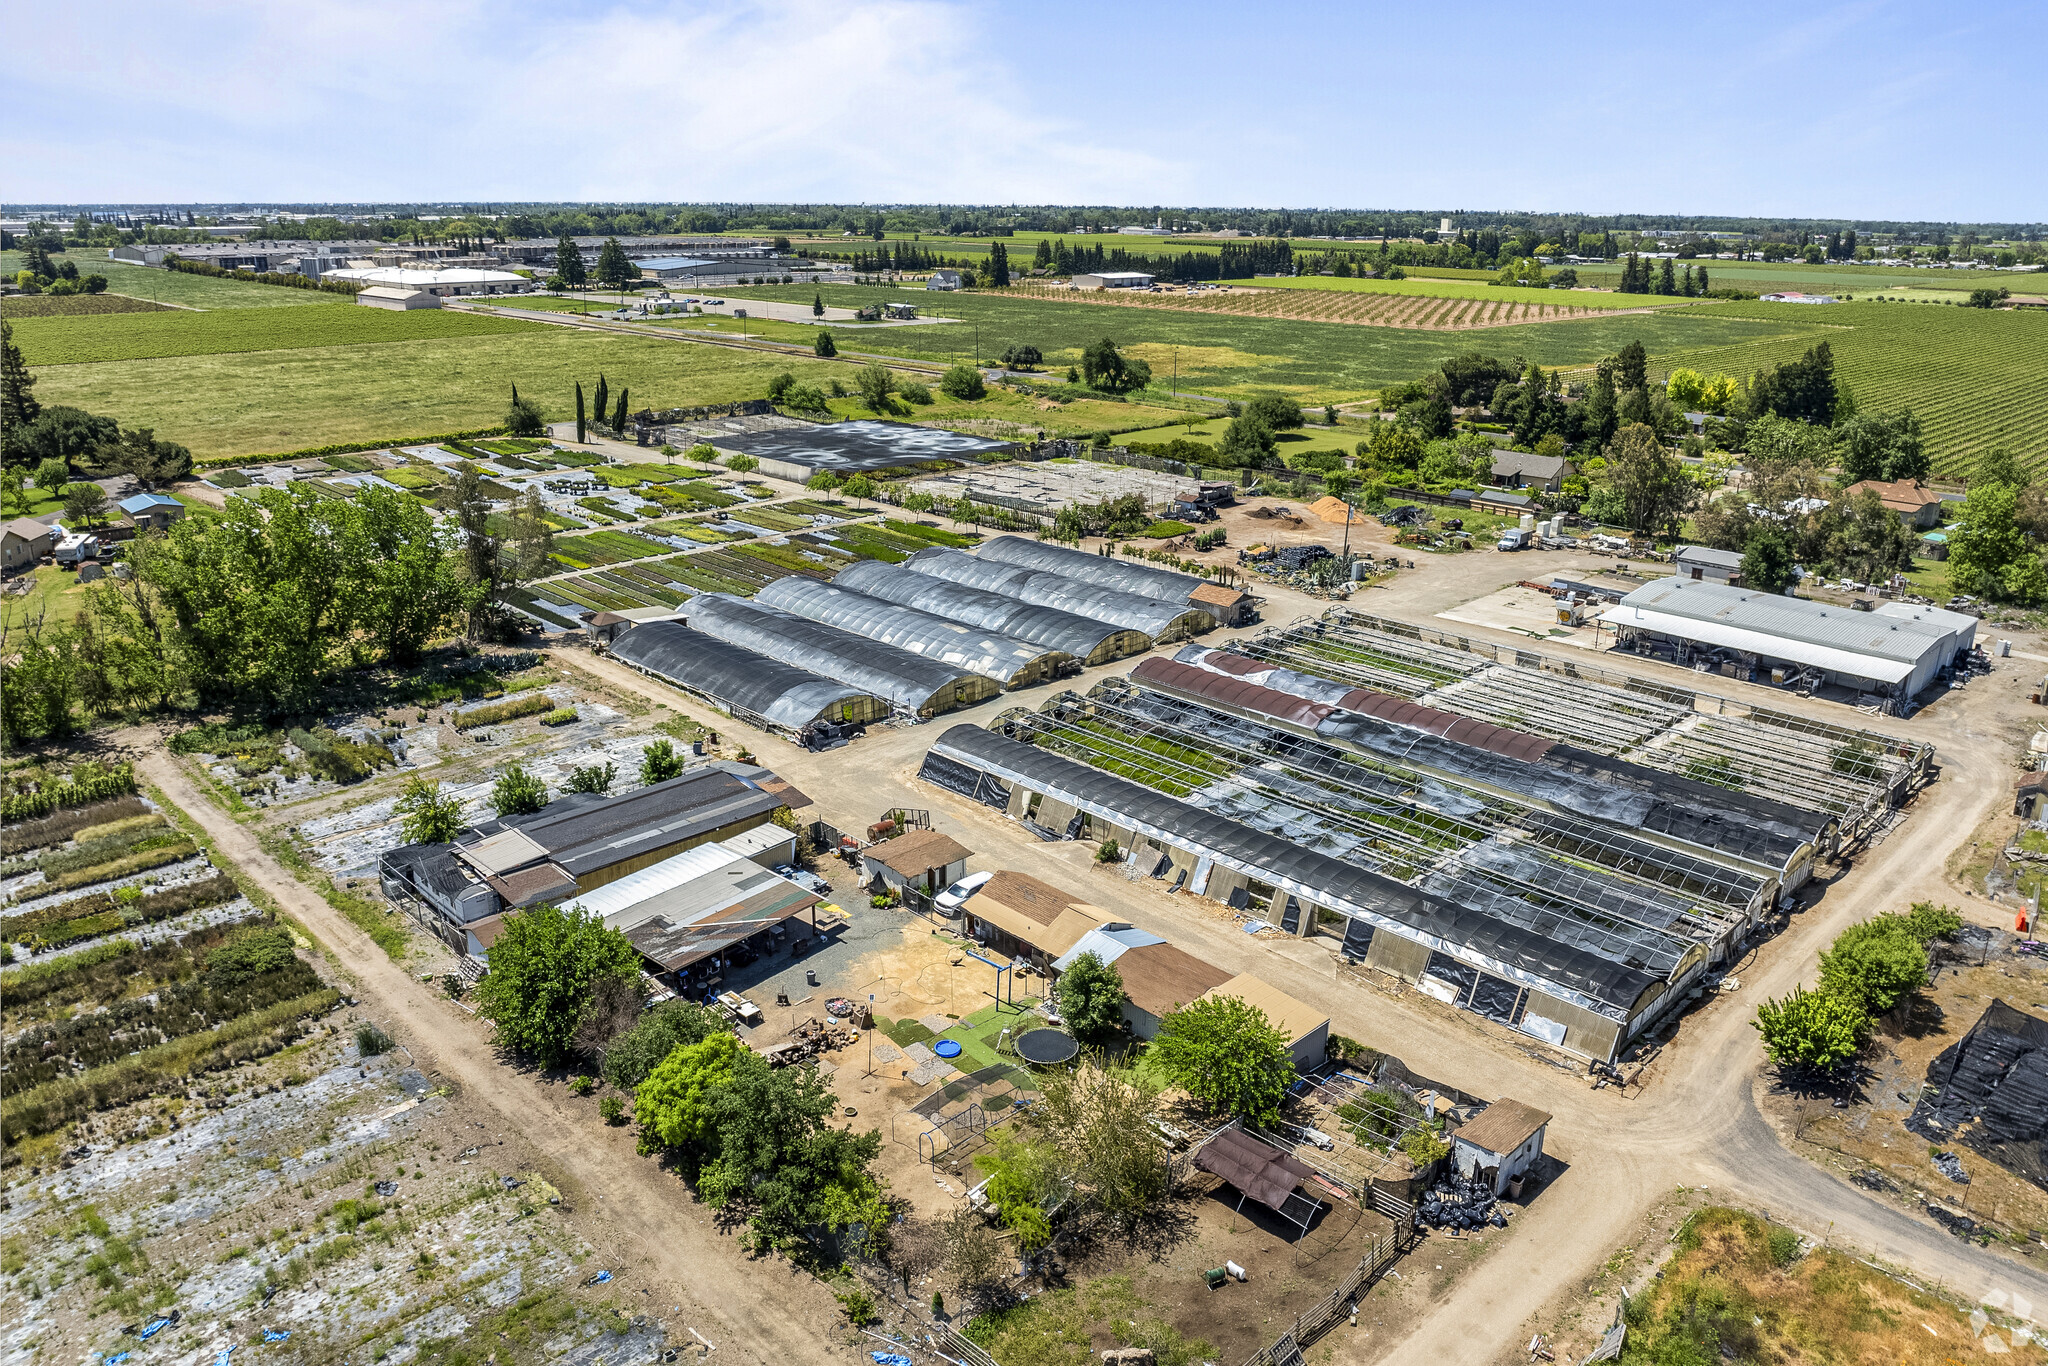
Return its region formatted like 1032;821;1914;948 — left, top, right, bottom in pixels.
834;559;1153;665
606;622;890;736
755;576;1074;689
685;593;1001;718
903;548;1213;641
975;534;1208;607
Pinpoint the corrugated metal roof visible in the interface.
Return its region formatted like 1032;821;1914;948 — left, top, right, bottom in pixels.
934;725;1659;1016
1053;924;1168;972
754;576;1067;686
1130;656;1335;729
685;594;993;714
904;548;1210;639
976;535;1205;605
1613;578;1951;667
463;768;784;879
609;622;878;730
834;559;1147;660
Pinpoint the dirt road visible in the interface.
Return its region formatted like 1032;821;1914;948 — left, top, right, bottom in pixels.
557;546;2048;1361
132;749;861;1365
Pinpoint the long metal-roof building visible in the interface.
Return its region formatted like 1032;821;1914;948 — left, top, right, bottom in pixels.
977;534;1208;606
1600;577;1976;703
904;548;1212;641
920;723;1670;1062
834;560;1152;665
686;593;999;717
754;576;1073;688
608;621;890;736
1158;647;1832;885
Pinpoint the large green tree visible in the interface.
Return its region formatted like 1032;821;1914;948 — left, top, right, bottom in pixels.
0;318;40;460
1833;409;1928;484
1149;994;1295;1128
554;233;587;288
594;237;638;292
1752;985;1867;1071
1948;483;2034;600
477;904;642;1067
1603;423;1695;538
602;1000;727;1091
635;1032;746;1151
1818;918;1928;1015
394;776;465;844
1055;951;1126;1044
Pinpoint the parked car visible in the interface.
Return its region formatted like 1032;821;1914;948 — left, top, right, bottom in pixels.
934;870;994;918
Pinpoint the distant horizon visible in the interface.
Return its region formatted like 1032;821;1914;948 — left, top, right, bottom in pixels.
5;0;2043;221
6;203;2041;239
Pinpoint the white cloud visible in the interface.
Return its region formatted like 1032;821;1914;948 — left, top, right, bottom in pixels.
2;0;1183;202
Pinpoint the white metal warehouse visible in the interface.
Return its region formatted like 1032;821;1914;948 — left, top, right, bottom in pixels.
1601;577;1976;701
753;577;1074;688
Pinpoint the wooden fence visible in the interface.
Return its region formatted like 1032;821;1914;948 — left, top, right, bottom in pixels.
1237;1223;1411;1366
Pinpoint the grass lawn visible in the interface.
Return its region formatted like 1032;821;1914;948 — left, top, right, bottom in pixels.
11;305;541;365
1;564;95;631
1118;415;1366;460
1;485;67;519
0;251;350;311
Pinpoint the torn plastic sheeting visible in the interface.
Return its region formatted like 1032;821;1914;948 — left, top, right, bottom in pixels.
872;1354;916;1366
262;1331;291;1343
588;1269;614;1284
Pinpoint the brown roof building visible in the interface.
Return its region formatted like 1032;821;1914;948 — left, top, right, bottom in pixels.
1450;1098;1553;1195
1113;941;1232;1028
863;828;973;894
1847;479;1945;530
962;870;1102;961
1187;580;1255;626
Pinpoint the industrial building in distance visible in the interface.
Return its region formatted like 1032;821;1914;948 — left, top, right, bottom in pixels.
917;607;1932;1063
705;420;1018;482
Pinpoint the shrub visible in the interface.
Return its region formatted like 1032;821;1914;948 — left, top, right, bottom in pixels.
940;365;986;400
1095;838;1121;864
898;380;933;405
1;762;138;822
539;706;579;727
355;1023;394;1056
1401;1125;1450;1168
570;1074;597;1096
450;694;553;730
489;764;549;818
600;1095;625;1124
1765;1224;1802;1267
833;1286;878;1327
1753;985;1868;1070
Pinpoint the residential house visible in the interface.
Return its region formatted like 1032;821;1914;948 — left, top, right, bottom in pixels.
1847;479;1945;531
1197;973;1331;1072
960;870;1102;968
927;270;963;291
863;828;972;897
1490;449;1573;493
119;492;186;531
2;517;53;572
1053;925;1230;1039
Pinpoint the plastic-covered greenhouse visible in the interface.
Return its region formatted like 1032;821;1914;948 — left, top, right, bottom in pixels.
833;560;1152;666
903;548;1212;641
754;577;1073;689
976;535;1207;606
607;622;889;734
685;594;1000;717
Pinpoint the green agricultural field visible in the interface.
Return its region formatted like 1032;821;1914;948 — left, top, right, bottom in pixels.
746;281;1802;402
1117;416;1369;462
10;305;541;365
1569;257;2027;296
1243;273;1673;310
1642;301;2048;474
0;251;351;310
25;329;851;461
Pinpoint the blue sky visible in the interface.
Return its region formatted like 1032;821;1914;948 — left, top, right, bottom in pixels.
6;0;2042;221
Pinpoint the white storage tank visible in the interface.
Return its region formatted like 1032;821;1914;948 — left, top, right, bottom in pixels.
1520;514;1537;533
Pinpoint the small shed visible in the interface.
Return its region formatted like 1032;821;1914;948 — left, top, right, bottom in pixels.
1674;544;1744;585
1188;581;1254;627
863;828;972;896
1072;271;1155;290
2016;772;2048;820
1450;1098;1552;1195
2;516;54;572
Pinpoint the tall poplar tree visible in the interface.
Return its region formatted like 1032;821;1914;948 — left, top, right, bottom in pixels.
575;381;587;443
593;375;609;429
613;388;629;433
